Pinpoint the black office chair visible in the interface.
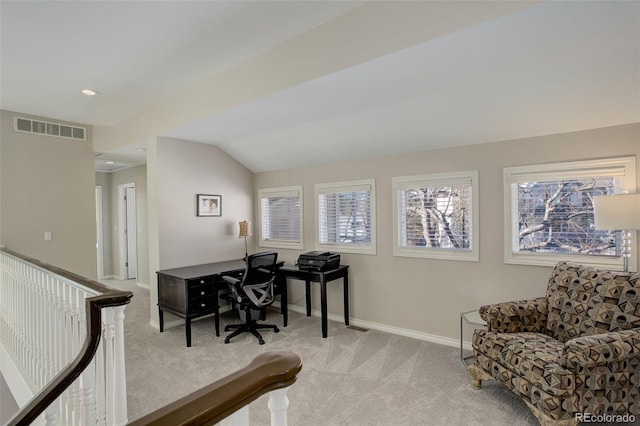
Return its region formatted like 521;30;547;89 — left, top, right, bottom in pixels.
220;251;280;344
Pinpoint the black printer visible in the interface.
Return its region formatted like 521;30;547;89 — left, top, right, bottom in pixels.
297;251;340;271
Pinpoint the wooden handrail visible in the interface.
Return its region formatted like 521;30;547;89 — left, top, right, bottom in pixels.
129;351;303;426
2;248;133;425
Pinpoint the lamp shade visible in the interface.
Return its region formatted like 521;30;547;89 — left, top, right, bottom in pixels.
593;193;640;230
239;221;251;237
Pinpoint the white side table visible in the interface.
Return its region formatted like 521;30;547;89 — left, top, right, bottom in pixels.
460;310;486;366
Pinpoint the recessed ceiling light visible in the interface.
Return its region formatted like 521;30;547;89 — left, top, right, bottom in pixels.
81;89;99;96
105;161;115;164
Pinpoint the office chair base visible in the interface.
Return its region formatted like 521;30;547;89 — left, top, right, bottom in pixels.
224;322;280;345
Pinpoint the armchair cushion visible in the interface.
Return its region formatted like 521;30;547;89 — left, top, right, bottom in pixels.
565;329;640;369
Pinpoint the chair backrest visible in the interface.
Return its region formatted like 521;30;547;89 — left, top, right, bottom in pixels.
545;261;640;342
241;251;278;307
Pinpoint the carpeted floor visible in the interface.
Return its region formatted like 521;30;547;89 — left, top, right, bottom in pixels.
105;279;540;425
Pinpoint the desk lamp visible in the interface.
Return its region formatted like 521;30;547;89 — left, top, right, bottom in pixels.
239;220;251;260
593;193;640;272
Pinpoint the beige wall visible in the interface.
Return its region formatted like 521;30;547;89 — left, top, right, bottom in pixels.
147;137;254;326
0;110;97;279
254;123;640;342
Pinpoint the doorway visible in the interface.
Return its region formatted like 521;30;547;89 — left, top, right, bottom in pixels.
118;183;137;280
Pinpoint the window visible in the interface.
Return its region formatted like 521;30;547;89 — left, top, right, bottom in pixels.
258;186;303;249
504;156;636;269
315;179;376;255
393;171;479;261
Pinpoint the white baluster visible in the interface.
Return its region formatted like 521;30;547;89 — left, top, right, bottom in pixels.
81;357;97;425
95;335;107;426
103;307;115;424
112;305;129;426
268;388;291;426
44;403;60;426
220;406;250;426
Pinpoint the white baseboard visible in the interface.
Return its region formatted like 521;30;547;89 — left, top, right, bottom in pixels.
286;305;472;350
150;301;473;351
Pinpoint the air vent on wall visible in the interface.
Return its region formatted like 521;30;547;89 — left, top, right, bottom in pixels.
14;117;86;141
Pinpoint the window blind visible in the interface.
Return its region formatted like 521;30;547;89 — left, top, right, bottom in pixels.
259;186;302;247
316;179;375;253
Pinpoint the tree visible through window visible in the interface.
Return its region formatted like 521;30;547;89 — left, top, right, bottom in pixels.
393;170;478;261
516;178;617;256
504;156;636;269
402;186;471;249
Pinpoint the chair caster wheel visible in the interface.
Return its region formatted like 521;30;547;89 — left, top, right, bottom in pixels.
224;339;230;344
259;339;265;345
274;328;280;333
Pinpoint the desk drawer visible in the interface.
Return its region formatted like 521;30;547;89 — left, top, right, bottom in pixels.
188;277;214;287
189;296;216;314
189;284;214;299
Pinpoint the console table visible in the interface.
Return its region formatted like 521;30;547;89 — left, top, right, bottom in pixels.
279;264;349;338
157;259;287;347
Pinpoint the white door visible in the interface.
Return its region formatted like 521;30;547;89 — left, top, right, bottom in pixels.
118;183;137;280
125;186;137;279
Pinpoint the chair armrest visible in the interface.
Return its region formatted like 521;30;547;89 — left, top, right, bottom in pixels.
221;276;241;285
564;328;640;370
479;297;548;333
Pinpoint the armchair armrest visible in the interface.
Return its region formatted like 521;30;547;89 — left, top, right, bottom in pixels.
479;297;548;333
564;328;640;370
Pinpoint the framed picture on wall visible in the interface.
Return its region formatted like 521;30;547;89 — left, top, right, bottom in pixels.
197;194;222;217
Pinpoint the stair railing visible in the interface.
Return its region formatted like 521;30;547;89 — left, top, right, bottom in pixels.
0;248;133;425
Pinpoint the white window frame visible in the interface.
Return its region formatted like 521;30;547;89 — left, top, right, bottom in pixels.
392;170;479;261
258;185;303;250
315;179;376;255
504;156;637;270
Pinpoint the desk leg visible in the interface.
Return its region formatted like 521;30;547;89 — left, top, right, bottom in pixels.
214;286;220;337
281;278;288;327
159;308;164;332
460;316;463;363
343;273;349;326
320;276;328;338
186;318;192;348
305;280;312;317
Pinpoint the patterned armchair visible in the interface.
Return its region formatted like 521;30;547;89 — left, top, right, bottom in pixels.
468;261;640;426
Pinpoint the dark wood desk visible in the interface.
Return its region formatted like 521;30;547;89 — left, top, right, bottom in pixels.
157;260;287;347
279;265;349;338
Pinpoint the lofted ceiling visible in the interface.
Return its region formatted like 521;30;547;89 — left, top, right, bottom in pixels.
1;1;639;173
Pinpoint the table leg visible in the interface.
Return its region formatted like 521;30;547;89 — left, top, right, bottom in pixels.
320;276;328;338
214;286;220;337
460;316;463;363
305;280;312;316
159;308;164;332
343;273;349;326
186;318;192;348
281;277;288;327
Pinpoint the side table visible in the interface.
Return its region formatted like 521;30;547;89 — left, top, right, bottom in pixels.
460;310;486;366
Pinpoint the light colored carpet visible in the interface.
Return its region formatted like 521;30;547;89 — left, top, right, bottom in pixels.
104;279;539;425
